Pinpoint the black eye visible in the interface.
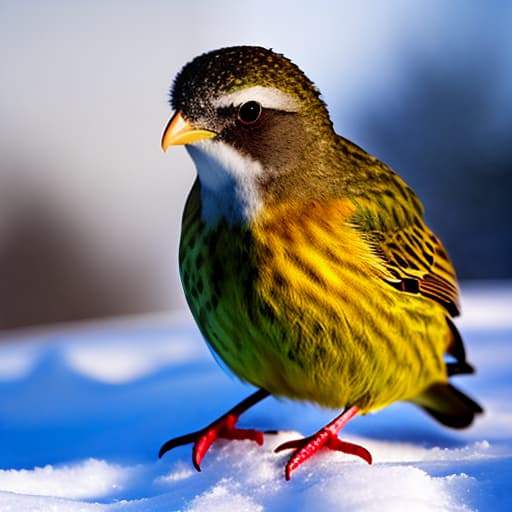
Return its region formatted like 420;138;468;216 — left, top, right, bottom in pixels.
237;101;262;125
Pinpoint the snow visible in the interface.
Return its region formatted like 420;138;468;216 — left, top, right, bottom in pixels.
0;282;511;511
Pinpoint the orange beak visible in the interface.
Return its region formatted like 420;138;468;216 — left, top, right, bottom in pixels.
161;111;216;151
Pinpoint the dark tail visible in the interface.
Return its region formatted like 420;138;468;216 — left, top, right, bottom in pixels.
411;382;483;429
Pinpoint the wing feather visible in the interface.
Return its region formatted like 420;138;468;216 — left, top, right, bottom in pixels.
338;137;460;316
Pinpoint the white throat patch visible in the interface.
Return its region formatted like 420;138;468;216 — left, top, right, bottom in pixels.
187;140;264;225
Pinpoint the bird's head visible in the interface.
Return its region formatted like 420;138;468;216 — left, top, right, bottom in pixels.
162;46;337;224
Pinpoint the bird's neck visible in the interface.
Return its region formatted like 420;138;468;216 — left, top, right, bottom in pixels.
186;142;264;227
186;132;341;228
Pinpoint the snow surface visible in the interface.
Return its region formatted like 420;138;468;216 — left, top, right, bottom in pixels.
0;282;511;511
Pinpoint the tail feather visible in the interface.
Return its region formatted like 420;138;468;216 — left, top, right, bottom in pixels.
446;361;475;377
411;382;483;429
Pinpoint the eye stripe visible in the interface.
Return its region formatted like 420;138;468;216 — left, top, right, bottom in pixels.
214;86;299;112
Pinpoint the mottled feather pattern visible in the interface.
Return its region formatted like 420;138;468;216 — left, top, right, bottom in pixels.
180;181;449;412
337;137;461;315
172;46;332;135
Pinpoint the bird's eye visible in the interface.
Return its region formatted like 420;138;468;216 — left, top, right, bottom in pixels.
237;101;262;125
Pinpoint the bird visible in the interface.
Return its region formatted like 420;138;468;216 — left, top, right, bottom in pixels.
159;45;482;480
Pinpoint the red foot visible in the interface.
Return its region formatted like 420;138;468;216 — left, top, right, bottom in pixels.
159;389;269;470
274;406;372;480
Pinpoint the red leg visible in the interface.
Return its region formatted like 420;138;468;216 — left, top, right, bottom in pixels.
158;388;270;470
274;406;372;480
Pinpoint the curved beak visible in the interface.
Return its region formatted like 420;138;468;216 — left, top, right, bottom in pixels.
161;111;216;151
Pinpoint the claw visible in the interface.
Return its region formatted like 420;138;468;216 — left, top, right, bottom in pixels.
159;394;371;481
191;414;265;470
159;389;270;470
328;437;372;464
274;437;310;453
274;406;372;480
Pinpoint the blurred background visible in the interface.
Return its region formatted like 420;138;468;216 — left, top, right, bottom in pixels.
1;0;511;330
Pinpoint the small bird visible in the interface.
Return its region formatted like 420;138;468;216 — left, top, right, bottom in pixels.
159;46;482;480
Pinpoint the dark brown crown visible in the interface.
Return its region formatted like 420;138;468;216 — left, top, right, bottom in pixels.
171;46;328;122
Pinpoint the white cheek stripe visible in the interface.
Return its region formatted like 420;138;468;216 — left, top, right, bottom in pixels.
214;85;299;112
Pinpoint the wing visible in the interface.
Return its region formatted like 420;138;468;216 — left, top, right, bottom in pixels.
374;219;460;316
338;136;460;317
